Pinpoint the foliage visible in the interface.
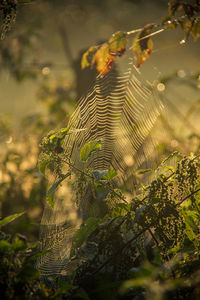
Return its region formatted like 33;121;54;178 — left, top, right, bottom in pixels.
0;212;24;227
0;0;33;40
1;134;200;299
0;227;91;299
132;24;154;68
0;1;200;299
81;0;200;75
35;134;200;299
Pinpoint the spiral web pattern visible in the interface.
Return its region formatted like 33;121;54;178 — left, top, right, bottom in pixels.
37;58;164;281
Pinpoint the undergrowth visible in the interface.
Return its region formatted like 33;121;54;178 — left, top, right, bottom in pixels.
1;143;200;299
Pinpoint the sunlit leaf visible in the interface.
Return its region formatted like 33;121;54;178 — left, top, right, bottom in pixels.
81;46;98;69
181;210;199;249
47;125;72;144
80;139;102;161
165;165;175;172
46;172;71;208
132;24;154;67
101;166;117;180
137;168;152;175
0;212;24;227
108;31;128;56
162;151;179;164
92;43;115;75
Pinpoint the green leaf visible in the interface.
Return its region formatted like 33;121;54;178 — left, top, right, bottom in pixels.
47;125;72;144
165;165;175;172
0;240;12;251
13;236;27;251
162;151;179;164
111;203;131;217
39;158;51;177
70;217;100;257
108;31;127;56
46;172;71;208
101;166;117;180
18;264;40;282
181;210;199;249
137;168;152;175
0;212;24;227
80;139;102;161
132;24;154;67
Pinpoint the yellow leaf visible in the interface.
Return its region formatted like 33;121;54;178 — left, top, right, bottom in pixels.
132;24;154;68
108;31;127;56
81;46;98;70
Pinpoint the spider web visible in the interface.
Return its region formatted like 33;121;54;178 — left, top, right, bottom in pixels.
37;57;164;282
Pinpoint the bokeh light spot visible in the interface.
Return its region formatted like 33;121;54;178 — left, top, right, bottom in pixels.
123;154;134;166
42;67;50;75
177;69;186;78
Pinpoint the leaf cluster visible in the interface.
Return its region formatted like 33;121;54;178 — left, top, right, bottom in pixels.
81;0;200;75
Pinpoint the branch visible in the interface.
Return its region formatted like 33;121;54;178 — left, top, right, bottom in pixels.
64;159;128;203
90;227;148;277
176;187;200;207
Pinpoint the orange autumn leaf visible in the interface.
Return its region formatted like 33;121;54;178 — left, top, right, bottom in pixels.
92;43;115;76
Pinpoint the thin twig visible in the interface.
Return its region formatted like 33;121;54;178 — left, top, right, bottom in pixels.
139;28;165;41
90;227;148;276
176;187;200;207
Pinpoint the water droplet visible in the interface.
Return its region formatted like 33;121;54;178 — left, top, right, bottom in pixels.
157;83;165;92
180;39;185;45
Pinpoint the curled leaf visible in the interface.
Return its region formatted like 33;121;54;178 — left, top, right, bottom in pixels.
132;24;154;68
108;31;128;56
46;172;71;208
39;158;51;177
92;43;115;76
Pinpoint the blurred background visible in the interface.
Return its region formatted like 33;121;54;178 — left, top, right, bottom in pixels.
0;0;200;240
